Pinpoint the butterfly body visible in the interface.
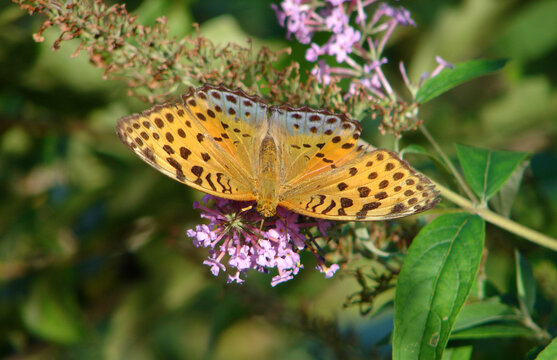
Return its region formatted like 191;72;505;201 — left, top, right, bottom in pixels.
257;136;280;217
117;84;439;220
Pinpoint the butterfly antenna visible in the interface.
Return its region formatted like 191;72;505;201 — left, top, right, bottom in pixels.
306;236;326;263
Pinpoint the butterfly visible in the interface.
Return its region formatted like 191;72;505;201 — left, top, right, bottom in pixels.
116;84;439;220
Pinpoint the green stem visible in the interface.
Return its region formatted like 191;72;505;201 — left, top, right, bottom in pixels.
435;182;557;252
394;136;400;153
521;313;552;341
419;124;479;203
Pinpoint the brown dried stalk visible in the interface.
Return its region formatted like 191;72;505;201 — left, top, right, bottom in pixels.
13;0;355;115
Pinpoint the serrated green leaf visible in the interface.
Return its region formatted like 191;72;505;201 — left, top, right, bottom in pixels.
452;300;521;332
393;214;485;360
416;59;507;103
456;144;529;203
442;346;473;360
515;250;536;315
450;324;538;340
535;338;557;360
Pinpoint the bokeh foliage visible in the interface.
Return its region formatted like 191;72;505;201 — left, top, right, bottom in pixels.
1;0;557;359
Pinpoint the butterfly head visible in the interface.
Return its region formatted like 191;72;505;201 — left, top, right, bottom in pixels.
256;199;277;218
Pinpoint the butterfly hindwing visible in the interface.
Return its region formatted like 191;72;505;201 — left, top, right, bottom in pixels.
270;107;372;189
279;149;440;220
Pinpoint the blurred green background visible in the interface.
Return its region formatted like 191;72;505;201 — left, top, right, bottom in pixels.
1;0;556;359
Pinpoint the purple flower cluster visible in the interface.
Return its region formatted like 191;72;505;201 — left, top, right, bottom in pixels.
186;195;337;286
273;0;423;100
271;0;314;44
273;0;362;65
273;0;454;135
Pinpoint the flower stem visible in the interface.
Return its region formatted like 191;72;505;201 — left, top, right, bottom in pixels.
420;124;479;202
435;182;557;251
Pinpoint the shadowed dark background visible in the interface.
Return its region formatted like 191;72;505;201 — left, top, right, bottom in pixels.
1;0;556;358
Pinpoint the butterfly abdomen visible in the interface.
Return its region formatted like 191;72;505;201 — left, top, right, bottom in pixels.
256;136;280;217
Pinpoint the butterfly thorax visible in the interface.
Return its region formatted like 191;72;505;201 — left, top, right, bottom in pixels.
256;136;280;217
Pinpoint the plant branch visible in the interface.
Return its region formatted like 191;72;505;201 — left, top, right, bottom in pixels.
435;182;557;252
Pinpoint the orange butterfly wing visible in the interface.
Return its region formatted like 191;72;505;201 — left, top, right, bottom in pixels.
269;107;439;220
116;85;266;200
117;85;439;220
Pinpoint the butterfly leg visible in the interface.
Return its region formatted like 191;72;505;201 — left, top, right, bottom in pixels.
240;204;254;213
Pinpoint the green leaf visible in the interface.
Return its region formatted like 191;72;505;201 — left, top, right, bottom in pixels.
515;250;536;315
442;346;473;360
400;144;447;173
393;214;485;360
400;144;433;157
456;144;529;203
452;300;521;332
450;324;538;340
21;280;85;344
415;59;508;103
535;338;557;360
491;161;528;217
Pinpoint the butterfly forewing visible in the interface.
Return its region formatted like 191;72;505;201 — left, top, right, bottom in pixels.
190;86;268;176
116;89;257;201
279;149;440;220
